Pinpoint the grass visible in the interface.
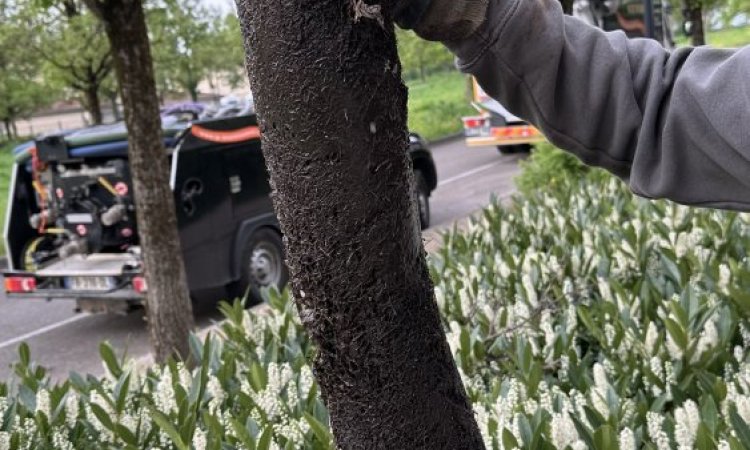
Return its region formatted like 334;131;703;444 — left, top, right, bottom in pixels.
406;70;475;142
706;25;750;48
674;25;750;48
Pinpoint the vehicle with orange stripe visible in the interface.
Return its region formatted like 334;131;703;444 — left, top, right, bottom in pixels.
462;78;545;155
463;0;674;154
3;113;438;312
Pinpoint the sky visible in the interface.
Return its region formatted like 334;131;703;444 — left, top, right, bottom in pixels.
203;0;236;15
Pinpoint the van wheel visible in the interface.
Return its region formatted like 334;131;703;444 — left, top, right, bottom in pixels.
497;144;532;155
414;170;430;230
230;228;288;303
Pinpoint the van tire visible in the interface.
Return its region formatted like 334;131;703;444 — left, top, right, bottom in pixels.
497;144;532;155
229;228;288;304
415;170;430;230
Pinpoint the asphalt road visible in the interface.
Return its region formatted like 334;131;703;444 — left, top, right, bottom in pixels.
0;138;524;380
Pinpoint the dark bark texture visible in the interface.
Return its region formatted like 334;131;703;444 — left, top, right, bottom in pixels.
689;7;705;46
85;0;194;362
236;0;484;448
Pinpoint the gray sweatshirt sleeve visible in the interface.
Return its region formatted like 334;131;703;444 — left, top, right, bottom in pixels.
446;0;750;211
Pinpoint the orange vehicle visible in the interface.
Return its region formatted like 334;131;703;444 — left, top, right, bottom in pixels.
461;78;545;154
462;0;674;154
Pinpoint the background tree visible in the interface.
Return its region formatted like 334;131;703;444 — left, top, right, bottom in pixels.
396;29;454;81
0;4;53;139
236;0;484;447
82;0;194;362
148;0;241;101
24;0;112;124
684;0;709;45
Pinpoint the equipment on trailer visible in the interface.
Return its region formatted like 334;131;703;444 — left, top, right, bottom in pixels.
3;113;437;313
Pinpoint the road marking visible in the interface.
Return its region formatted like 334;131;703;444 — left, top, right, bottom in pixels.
438;161;503;187
0;314;89;350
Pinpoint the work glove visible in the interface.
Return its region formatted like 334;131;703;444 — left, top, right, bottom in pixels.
393;0;489;42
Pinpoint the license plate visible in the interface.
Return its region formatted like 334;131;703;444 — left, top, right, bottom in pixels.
65;276;116;291
66;213;94;224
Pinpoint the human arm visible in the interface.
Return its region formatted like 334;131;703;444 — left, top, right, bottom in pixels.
400;0;750;211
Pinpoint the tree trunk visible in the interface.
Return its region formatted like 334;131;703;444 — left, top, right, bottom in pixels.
83;85;104;125
2;119;12;140
689;6;705;46
85;0;194;362
188;83;199;102
186;66;199;102
109;91;122;121
236;1;484;448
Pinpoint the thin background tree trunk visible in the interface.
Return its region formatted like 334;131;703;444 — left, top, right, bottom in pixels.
689;6;705;46
236;0;484;447
85;0;194;362
82;84;103;125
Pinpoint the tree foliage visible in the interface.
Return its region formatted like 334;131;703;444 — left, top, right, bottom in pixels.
396;28;454;81
20;0;113;124
148;0;245;101
0;2;54;138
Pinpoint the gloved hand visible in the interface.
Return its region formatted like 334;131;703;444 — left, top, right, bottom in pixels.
393;0;489;42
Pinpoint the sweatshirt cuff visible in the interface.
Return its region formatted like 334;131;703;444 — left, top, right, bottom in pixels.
444;0;522;71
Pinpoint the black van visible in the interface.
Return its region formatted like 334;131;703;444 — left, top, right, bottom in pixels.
3;114;437;313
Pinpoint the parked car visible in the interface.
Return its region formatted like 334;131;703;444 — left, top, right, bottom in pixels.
3;113;437;313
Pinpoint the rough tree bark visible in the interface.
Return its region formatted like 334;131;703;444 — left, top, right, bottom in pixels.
236;0;484;447
84;0;194;362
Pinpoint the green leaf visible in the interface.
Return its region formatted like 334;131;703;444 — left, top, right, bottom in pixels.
230;417;257;450
459;326;471;367
695;422;715;450
527;361;543;397
257;426;273;450
114;372;131;413
593;425;617;450
660;251;682;284
664;317;688;351
250;362;267;392
701;396;719;434
189;333;204;363
569;413;595;449
150;408;189;450
18;343;30;366
304;412;333;445
729;407;750;446
114;423;139;446
89;403;115;432
502;428;519;449
517;414;533;446
99;342;122;378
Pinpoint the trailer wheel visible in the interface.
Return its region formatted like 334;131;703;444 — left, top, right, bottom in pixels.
231;228;288;303
414;170;431;230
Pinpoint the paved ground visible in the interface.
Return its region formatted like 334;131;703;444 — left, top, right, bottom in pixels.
0;138;524;380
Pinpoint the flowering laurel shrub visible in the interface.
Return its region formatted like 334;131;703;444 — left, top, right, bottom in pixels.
2;172;750;449
433;173;750;450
